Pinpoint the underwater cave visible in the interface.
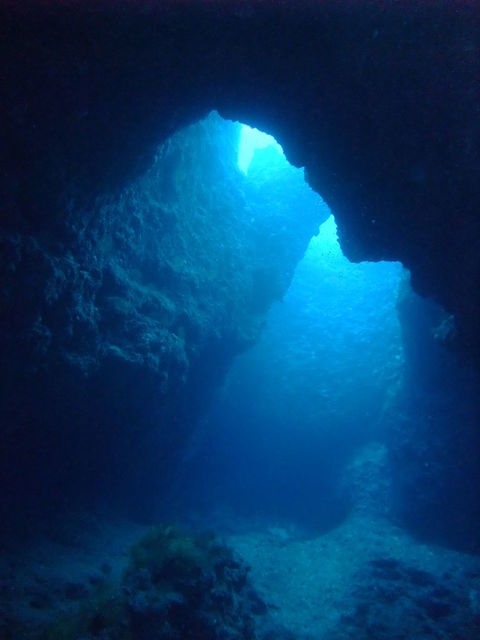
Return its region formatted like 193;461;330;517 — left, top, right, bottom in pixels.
1;2;480;639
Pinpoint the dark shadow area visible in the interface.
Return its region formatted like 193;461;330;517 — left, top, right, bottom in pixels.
388;282;480;554
1;3;480;635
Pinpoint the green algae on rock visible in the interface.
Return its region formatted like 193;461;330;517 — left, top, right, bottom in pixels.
41;526;266;640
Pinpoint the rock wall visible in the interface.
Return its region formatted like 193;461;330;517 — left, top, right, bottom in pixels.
0;113;322;520
388;278;480;552
1;0;479;359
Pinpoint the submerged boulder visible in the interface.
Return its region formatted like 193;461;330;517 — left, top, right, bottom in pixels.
43;526;266;640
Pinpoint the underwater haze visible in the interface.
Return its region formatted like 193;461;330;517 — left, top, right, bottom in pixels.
174;213;404;531
1;111;480;640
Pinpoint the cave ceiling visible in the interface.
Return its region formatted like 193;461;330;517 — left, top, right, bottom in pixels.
2;0;480;360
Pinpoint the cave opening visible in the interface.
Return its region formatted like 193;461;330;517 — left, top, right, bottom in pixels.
1;103;479;640
169;114;405;533
118;111;406;537
2;1;480;635
237;124;284;174
151;114;480;636
1;61;480;638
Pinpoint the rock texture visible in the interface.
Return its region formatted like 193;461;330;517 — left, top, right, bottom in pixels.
389;278;480;553
0;112;322;519
2;0;479;359
41;526;268;640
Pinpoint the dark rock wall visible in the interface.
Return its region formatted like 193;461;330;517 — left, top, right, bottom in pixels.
0;113;322;520
1;0;479;358
389;278;480;552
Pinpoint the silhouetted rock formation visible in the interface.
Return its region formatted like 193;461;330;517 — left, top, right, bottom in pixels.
1;1;479;525
2;0;479;357
0;110;322;519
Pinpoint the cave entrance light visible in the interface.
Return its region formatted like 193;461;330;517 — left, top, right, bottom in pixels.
237;124;284;174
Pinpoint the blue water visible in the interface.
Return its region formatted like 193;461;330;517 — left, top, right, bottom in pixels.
174;210;404;531
158;137;480;639
2;113;480;640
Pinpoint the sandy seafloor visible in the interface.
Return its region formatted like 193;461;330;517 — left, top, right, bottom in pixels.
228;514;480;639
1;509;480;639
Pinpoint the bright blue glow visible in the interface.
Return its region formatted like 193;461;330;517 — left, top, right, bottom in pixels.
314;215;340;255
237;124;284;174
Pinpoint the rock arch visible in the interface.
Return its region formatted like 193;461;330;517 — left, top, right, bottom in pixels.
2;0;479;356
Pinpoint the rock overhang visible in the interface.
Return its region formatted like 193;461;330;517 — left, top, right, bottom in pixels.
1;0;479;360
